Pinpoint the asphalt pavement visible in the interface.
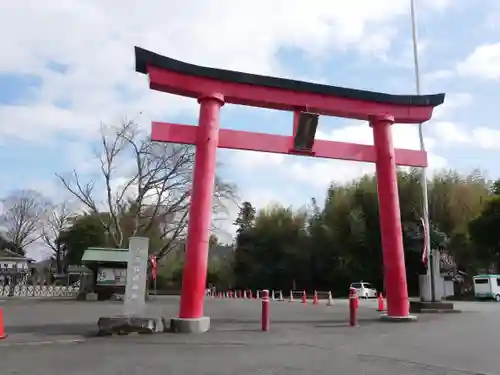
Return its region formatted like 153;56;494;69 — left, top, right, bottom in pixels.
0;297;499;374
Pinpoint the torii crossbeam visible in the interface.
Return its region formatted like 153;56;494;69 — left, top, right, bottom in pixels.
135;46;445;332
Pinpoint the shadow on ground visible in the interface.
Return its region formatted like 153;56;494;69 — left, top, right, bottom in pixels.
4;317;384;338
5;323;99;337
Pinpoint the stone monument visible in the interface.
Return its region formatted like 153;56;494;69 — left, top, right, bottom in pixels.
123;237;148;316
97;237;168;335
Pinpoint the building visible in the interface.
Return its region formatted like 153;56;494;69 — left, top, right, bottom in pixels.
0;249;33;270
0;249;34;284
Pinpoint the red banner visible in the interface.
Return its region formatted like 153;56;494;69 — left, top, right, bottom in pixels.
150;255;157;280
420;217;429;266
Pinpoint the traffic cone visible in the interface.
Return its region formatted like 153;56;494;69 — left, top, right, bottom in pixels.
243;290;247;299
377;293;385;312
301;290;307;304
278;290;284;301
326;291;334;306
256;290;260;299
249;290;253;299
0;308;7;339
289;290;294;302
313;291;319;305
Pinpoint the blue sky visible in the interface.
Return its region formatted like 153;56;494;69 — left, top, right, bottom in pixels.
1;0;500;250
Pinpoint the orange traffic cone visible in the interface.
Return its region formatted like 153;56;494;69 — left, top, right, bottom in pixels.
301;290;307;304
0;308;7;339
313;291;319;305
377;293;385;312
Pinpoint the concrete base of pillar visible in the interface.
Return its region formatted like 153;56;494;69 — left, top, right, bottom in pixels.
85;292;98;301
410;301;460;314
97;315;168;336
170;316;210;333
380;314;417;322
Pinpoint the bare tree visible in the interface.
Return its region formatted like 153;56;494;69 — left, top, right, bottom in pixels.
0;189;51;254
56;120;237;260
41;200;75;274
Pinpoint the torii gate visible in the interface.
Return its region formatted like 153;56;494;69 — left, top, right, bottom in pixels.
135;47;444;332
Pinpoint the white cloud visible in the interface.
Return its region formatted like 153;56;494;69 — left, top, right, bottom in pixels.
0;0;453;142
423;0;453;10
471;127;500;150
0;0;461;242
432;93;473;120
229;151;285;169
428;121;500;151
424;69;454;83
430;121;470;144
457;43;500;80
288;159;374;187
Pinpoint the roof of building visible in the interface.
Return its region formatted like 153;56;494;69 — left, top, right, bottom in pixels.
0;249;28;259
473;274;500;278
81;247;129;263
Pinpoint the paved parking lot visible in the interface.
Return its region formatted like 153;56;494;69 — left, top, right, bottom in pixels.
1;297;499;374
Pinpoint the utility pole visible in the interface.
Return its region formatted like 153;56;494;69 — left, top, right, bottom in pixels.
410;0;436;302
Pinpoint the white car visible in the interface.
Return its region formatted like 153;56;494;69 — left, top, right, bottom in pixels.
350;282;378;299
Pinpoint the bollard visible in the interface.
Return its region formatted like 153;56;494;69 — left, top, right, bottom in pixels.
377;292;385;312
261;289;270;331
326;290;334;306
0;308;6;339
313;290;319;305
349;287;358;327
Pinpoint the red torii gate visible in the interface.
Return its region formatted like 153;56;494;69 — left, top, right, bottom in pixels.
135;47;445;332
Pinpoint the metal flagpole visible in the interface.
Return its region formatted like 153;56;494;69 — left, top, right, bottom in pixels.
410;0;436;302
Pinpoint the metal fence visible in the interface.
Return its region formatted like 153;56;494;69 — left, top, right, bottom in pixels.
0;268;85;298
0;284;80;297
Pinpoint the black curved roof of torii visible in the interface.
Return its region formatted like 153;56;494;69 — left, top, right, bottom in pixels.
135;47;445;107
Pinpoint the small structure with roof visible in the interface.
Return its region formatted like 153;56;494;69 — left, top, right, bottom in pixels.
81;247;129;300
